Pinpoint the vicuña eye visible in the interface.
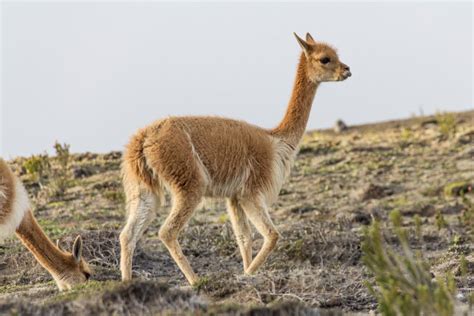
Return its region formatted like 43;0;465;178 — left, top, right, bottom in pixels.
320;57;331;64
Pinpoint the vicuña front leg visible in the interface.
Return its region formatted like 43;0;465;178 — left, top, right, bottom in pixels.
241;199;279;275
120;189;157;281
227;198;252;271
158;193;201;285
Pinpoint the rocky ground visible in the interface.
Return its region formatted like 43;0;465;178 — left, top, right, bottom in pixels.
0;111;473;315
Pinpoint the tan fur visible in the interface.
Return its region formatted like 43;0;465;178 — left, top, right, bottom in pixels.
120;33;351;285
0;159;17;230
0;159;91;291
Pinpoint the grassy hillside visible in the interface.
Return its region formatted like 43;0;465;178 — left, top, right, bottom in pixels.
0;111;473;315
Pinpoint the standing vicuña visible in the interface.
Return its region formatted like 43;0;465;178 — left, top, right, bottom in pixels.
120;33;351;285
0;158;91;290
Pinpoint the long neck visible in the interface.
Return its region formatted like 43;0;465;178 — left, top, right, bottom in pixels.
272;53;319;147
15;210;70;278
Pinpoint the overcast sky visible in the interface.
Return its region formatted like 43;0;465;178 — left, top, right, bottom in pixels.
1;1;472;158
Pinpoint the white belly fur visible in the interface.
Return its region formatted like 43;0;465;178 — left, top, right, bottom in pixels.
0;177;30;241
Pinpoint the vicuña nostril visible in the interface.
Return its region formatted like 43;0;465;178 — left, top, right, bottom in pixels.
344;66;350;71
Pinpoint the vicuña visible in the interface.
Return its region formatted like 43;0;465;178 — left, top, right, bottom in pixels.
0;159;91;290
120;33;351;285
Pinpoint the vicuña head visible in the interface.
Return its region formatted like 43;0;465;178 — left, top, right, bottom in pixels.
53;236;92;290
294;32;351;83
0;159;91;291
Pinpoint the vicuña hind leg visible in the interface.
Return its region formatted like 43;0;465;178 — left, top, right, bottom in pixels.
159;192;202;285
120;187;158;281
227;198;252;271
241;199;279;275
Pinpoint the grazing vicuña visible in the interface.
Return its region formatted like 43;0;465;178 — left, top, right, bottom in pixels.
0;159;91;290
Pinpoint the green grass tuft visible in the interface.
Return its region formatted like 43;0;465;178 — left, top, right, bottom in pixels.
436;112;457;138
443;181;472;198
362;210;457;316
192;276;210;293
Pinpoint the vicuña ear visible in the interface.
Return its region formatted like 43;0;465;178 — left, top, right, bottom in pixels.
294;32;312;57
72;235;83;263
305;33;316;44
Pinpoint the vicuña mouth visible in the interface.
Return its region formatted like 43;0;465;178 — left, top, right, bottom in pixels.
340;71;352;81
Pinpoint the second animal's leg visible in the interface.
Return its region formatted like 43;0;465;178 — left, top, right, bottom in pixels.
241;199;279;275
227;198;252;271
158;192;202;285
120;187;158;281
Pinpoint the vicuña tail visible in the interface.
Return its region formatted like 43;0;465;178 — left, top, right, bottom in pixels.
122;128;165;206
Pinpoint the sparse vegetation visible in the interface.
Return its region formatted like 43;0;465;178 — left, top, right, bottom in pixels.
362;211;456;316
48;142;72;197
436;112;457;138
23;153;50;186
1;111;473;314
192;276;210;292
443;181;472;198
21;142;73;198
414;214;422;240
460;195;474;227
399;127;415;147
435;210;447;230
102;189;125;203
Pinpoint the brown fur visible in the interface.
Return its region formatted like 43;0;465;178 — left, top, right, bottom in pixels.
0;159;91;291
120;33;351;285
0;159;16;225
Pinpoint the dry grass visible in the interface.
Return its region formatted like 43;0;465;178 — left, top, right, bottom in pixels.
0;110;473;315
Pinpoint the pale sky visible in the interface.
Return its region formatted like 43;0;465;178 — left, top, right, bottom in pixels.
1;1;473;158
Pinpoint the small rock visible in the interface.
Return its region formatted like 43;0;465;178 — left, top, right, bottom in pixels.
103;151;122;160
75;152;98;161
334;119;348;133
351;211;372;225
72;165;95;179
456;130;474;145
456;293;466;303
279;188;292;196
290;205;315;214
420;118;438;128
354;183;394;201
402;204;436;217
91;180;121;190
